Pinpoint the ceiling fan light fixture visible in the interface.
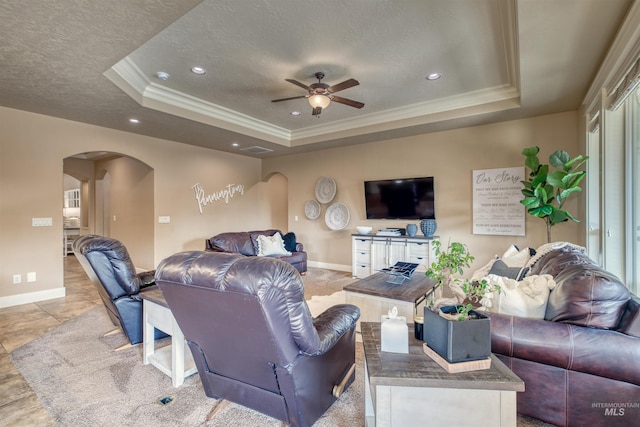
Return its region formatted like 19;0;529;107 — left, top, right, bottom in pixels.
308;94;330;109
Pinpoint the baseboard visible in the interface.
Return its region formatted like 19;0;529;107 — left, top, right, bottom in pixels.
308;261;352;273
0;287;66;308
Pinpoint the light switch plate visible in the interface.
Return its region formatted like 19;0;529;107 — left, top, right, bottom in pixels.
158;216;171;224
32;217;53;227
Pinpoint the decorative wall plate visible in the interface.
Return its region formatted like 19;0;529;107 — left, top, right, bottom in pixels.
315;176;337;204
304;200;321;220
325;202;350;230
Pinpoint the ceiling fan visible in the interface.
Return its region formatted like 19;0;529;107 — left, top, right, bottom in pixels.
271;72;364;117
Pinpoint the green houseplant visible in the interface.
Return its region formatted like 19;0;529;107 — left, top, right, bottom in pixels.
520;146;588;243
423;240;496;363
425;240;497;321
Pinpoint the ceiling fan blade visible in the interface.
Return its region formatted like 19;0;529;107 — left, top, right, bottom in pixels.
330;96;364;109
285;79;312;91
328;78;359;93
271;95;308;103
312;107;323;116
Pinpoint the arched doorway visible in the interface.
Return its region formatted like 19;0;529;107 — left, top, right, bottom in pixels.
63;152;155;269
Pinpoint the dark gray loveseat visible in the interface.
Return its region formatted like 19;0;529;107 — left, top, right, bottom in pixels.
205;229;307;274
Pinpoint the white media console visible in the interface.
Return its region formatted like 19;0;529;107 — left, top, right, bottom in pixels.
351;234;439;278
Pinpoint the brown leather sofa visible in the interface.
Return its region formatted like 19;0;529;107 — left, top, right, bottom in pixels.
155;251;359;427
487;245;640;426
205;229;307;274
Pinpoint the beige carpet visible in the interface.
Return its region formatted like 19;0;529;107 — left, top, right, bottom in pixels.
10;267;550;426
10;305;364;427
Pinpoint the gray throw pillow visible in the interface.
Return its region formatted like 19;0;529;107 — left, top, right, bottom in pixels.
489;259;528;280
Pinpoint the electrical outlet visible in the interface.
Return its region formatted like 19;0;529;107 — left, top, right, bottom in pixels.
13;274;21;284
27;272;36;282
158;216;171;224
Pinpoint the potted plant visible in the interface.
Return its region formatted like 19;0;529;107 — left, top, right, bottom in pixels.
520;146;588;243
423;241;497;363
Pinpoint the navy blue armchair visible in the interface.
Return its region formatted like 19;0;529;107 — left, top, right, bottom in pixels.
73;235;165;348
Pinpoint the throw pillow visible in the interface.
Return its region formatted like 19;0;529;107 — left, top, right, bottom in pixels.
280;232;297;253
482;274;556;319
501;247;533;268
488;259;523;280
256;233;292;257
471;256;498;282
501;244;520;259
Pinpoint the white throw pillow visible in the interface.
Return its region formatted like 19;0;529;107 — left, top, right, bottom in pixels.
481;274;556;319
256;233;292;257
501;247;532;268
501;244;520;259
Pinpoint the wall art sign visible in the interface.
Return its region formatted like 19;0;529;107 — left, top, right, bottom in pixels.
192;183;245;214
472;167;525;236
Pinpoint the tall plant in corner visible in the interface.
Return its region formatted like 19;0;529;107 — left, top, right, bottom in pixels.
520;146;588;243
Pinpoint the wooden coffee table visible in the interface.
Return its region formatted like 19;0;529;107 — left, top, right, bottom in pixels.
361;322;524;427
344;272;438;327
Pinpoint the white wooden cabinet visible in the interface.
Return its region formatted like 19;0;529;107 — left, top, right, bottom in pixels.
352;234;438;278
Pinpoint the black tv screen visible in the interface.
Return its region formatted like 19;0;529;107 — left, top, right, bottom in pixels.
364;177;435;220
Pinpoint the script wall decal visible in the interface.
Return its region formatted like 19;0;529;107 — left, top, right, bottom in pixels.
472;167;525;236
192;183;245;214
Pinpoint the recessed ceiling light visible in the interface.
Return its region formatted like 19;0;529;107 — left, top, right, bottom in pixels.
156;71;170;81
290;111;301;116
426;73;442;81
129;118;140;124
231;143;240;147
191;66;207;75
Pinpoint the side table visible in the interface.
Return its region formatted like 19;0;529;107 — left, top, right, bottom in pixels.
361;322;524;427
140;287;197;387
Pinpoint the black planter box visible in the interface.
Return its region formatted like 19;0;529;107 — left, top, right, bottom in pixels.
423;305;491;363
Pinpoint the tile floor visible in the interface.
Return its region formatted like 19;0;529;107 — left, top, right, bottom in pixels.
0;255;101;426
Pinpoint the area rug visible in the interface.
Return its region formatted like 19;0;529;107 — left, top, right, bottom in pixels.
11;295;549;427
10;305;364;427
306;290;346;317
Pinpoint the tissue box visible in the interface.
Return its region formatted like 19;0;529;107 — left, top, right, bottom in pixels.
381;314;408;353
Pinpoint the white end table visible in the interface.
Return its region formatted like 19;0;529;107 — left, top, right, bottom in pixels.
141;287;197;387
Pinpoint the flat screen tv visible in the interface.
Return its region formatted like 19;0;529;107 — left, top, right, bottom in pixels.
364;177;435;220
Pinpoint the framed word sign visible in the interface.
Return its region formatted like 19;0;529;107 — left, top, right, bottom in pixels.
472;167;525;236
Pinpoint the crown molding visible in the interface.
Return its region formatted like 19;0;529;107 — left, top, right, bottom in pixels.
290;85;520;143
583;0;640;114
106;42;520;146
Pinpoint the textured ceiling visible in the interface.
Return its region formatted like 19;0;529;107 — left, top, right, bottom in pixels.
0;0;633;158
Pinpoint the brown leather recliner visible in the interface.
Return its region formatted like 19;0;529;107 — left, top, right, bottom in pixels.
155;251;360;427
486;246;640;426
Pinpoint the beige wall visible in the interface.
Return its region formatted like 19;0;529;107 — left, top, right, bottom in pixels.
0;105;585;306
95;156;155;268
0;106;272;305
263;111;584;273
